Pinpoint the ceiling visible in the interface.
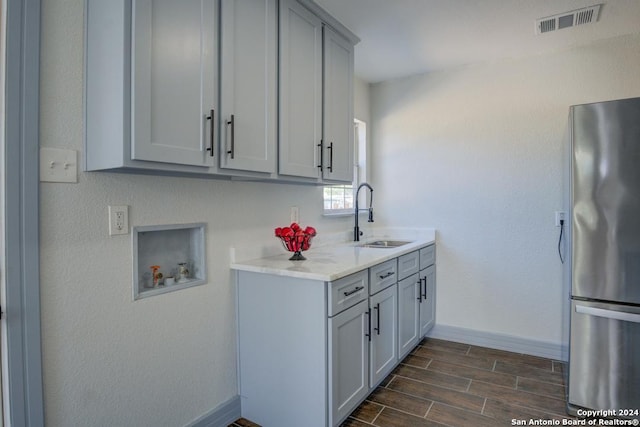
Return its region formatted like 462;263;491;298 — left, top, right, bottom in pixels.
313;0;640;83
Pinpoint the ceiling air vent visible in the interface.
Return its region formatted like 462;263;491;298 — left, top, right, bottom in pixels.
535;4;602;35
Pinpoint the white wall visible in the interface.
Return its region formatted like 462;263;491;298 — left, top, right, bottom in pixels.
39;1;357;426
370;33;640;349
354;76;370;123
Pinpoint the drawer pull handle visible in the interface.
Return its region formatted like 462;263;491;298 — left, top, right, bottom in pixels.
378;272;395;279
343;286;364;297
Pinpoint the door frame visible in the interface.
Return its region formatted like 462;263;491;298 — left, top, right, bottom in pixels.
3;0;44;425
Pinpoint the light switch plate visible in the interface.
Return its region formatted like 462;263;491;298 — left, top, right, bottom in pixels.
40;147;78;183
290;206;299;224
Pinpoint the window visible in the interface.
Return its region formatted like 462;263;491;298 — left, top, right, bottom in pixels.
323;119;367;215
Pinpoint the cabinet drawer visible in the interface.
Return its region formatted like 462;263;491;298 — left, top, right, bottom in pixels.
419;244;436;269
369;259;397;295
398;251;420;280
329;270;368;317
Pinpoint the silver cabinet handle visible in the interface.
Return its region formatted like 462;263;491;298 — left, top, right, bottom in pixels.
226;114;235;159
343;286;364;297
576;305;640;323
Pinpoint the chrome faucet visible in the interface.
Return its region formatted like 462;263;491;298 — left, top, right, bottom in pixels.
354;182;374;241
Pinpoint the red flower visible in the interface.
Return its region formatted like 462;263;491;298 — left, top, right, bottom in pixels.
302;235;311;250
275;223;316;254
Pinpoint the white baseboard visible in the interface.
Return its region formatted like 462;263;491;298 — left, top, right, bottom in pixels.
188;395;241;427
427;324;568;361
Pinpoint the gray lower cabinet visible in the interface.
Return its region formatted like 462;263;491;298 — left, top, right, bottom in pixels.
419;264;436;336
369;284;398;385
419;245;437;337
328;299;369;425
398;272;421;358
236;245;435;427
398;245;436;359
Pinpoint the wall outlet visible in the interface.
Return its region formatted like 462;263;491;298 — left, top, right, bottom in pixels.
290;206;299;224
555;211;566;227
109;205;129;236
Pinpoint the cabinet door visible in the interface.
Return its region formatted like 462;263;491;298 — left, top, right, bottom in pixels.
279;0;322;179
220;0;277;173
131;0;217;167
398;273;420;359
370;284;398;386
329;300;369;426
419;265;436;337
322;26;354;182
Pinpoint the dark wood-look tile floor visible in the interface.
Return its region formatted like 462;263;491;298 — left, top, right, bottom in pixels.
230;338;574;427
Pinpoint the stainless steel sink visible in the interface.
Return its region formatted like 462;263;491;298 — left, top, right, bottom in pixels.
359;240;412;248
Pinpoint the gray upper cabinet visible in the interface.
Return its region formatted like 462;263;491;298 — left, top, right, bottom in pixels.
322;25;354;182
131;0;217;167
279;0;323;179
85;0;357;182
280;0;356;184
219;0;277;174
85;0;219;174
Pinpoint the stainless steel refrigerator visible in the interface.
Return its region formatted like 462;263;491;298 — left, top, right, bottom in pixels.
566;97;640;414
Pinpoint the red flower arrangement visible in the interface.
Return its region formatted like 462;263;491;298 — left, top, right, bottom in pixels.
275;222;317;261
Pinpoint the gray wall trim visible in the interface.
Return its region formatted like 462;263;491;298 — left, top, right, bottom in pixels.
428;324;568;361
4;0;44;425
187;395;241;427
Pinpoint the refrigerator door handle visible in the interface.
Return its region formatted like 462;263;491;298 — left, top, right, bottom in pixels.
576;304;640;323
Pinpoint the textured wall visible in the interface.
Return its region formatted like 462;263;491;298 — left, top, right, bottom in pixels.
370;33;640;347
38;0;640;423
39;1;354;426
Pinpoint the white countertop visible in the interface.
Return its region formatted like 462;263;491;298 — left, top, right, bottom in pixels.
231;228;436;282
